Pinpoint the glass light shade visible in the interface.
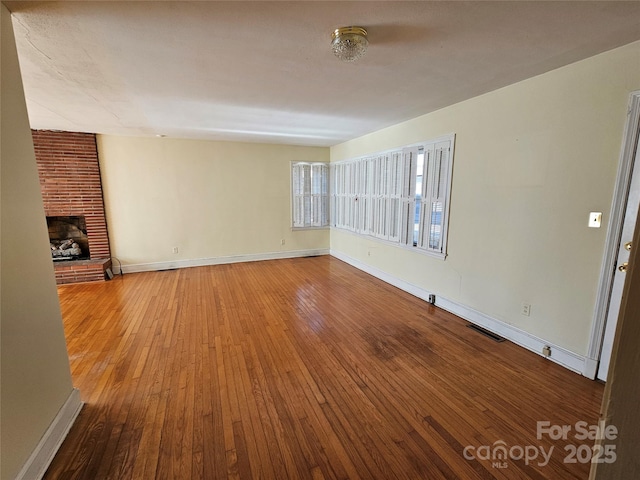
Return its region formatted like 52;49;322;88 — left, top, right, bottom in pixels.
331;27;368;62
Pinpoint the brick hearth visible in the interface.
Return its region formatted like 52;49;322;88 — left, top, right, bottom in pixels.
33;130;112;284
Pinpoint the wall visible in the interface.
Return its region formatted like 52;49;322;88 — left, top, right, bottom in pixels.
330;41;640;361
98;136;329;271
1;5;78;480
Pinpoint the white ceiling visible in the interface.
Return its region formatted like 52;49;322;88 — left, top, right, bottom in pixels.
7;1;640;147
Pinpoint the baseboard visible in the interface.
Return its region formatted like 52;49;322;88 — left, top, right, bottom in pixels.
330;249;587;376
583;357;599;380
15;388;83;480
116;249;330;274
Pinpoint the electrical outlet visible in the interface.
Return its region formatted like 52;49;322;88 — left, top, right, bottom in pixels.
521;303;531;316
172;247;179;254
281;239;285;246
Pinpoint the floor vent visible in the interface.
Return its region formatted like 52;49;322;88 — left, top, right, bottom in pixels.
466;324;505;342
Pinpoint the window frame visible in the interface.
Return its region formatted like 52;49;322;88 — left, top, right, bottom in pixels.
330;134;455;259
291;161;330;230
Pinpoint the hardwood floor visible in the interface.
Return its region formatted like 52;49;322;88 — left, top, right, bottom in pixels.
46;256;603;479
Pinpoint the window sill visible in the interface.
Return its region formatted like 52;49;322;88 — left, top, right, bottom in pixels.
291;226;331;231
330;226;447;260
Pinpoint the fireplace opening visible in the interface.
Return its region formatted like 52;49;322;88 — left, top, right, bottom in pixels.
47;216;90;261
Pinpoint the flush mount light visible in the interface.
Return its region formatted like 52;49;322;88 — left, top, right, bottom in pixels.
331;26;368;62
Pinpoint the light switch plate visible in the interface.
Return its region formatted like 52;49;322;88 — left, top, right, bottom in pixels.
588;212;602;228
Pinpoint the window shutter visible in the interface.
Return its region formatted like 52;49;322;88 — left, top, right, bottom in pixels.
311;163;328;227
361;157;372;235
302;163;312;227
330;164;336;227
321;163;329;226
387;150;403;242
418;145;434;249
371;156;378;235
355;159;364;233
367;157;374;235
418;141;450;252
372;155;382;238
374;154;390;239
292;163;304;227
340;162;346;229
349;161;358;231
336;163;344;228
292;162;329;228
400;147;418;245
329;134;453;257
382;154;389;239
333;163;340;227
428;141;450;251
346;162;352;229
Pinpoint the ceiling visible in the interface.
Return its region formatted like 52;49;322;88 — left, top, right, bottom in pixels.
6;1;640;147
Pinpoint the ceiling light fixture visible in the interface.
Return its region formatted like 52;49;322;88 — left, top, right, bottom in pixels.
331;26;368;62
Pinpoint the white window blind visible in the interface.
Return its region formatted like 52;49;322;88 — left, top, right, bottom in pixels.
331;134;454;258
292;162;329;228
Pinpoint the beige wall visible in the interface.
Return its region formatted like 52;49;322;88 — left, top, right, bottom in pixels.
0;5;76;479
330;41;640;356
98;136;329;269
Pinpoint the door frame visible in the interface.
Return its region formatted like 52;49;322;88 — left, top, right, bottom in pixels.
585;90;640;379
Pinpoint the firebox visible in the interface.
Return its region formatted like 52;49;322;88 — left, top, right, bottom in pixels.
47;216;90;261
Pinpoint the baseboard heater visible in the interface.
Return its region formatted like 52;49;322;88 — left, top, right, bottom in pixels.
466;324;505;342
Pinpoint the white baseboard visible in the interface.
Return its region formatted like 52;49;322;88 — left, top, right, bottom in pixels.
15;388;83;480
116;249;330;274
330;250;587;376
583;357;599;380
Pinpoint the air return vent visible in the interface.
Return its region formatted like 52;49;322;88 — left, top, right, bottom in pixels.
466;324;505;342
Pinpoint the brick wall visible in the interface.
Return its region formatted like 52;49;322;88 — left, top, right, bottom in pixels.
53;259;112;285
33;130;110;259
33;130;111;283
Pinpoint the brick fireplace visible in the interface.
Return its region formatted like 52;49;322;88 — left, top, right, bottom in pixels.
34;130;112;284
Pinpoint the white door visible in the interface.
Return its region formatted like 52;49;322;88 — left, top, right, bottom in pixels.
597;129;640;381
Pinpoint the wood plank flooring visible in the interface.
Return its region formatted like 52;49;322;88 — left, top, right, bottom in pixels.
46;256;603;479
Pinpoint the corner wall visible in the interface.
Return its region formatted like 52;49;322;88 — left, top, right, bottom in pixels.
1;5;79;480
98;135;329;272
330;41;640;362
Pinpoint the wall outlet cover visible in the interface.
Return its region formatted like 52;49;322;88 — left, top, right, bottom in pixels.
588;212;602;228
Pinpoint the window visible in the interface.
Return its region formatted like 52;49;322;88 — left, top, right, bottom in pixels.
422;141;451;252
331;135;454;257
292;162;329;228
